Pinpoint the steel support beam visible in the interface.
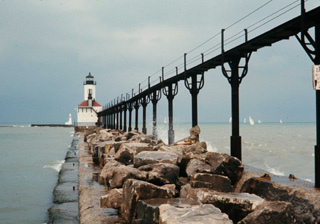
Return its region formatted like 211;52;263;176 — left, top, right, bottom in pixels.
134;101;140;131
123;104;127;132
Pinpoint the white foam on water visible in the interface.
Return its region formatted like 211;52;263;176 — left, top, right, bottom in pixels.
43;160;65;172
264;162;285;176
206;141;218;152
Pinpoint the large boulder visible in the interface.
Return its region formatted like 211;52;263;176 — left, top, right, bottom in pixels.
240;176;320;223
121;179;175;223
205;152;244;185
159;203;232;224
180;183;211;201
238;201;295;224
98;129;114;141
100;162;147;189
134;151;180;168
115;142;154;165
189;173;232;192
185;159;212;177
135;198;201;224
138;163;180;185
198;191;264;223
100;188;123;209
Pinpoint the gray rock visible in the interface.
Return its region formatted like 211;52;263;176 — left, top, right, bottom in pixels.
136;198;201;224
185;159;212;177
206;152;244;185
159;204;233;224
115;142;154;165
180;183;211;201
121;179;174;223
100;188;123;209
238;201;295;224
100;161;147;189
198;191;264;223
98;129;114;141
134;151;179;168
240;176;320;223
138;163;180;185
189;173;232;192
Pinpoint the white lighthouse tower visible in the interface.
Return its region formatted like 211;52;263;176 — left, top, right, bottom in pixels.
77;73;102;126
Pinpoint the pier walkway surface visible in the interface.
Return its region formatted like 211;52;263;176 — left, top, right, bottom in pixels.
70;126;320;224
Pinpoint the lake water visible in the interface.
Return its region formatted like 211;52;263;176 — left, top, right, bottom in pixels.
0;125;74;224
0;122;316;223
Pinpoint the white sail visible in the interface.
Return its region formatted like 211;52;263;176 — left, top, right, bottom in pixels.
243;118;247;123
249;116;255;125
164;117;168;124
258;120;262;124
229;117;232;123
280;119;283;124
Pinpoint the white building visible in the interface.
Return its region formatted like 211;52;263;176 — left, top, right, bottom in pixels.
77;73;102;126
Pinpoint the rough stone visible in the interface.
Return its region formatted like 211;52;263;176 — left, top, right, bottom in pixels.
100;162;147;189
159;203;233;224
138;163;180;185
115;142;154;165
100;188;123;209
136;198;201;224
185;159;212;177
180;183;211;201
205;152;244;185
198;191;264;223
121;179;174;223
238;201;296;224
189;173;233;192
134;151;179;168
240;176;320;223
98;129;114;141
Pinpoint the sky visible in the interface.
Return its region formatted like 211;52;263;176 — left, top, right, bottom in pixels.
0;0;319;124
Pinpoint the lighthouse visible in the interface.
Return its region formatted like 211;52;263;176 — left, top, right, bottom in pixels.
77;73;102;126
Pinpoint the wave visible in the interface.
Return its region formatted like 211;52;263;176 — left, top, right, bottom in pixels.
264;162;284;176
43;160;65;172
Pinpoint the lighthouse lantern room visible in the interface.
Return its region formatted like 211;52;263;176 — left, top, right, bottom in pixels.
77;73;102;126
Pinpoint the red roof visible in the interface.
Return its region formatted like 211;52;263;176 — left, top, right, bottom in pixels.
79;100;101;107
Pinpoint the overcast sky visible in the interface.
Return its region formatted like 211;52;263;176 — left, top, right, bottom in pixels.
0;0;319;124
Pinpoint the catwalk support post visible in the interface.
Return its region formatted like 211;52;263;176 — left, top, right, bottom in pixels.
295;1;320;187
162;67;178;145
221;29;251;161
148;76;162;139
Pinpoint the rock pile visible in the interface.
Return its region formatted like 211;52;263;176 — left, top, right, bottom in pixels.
81;127;320;224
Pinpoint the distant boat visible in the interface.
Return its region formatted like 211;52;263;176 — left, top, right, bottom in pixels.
243;118;247;124
258;120;262;124
164;117;168;124
280;119;283;124
249;116;255;125
229;117;232;123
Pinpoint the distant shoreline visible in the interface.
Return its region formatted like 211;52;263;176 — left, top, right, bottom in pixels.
31;124;73;127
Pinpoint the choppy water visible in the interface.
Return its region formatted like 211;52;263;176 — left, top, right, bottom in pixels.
0;122;316;223
153;122;316;182
0;125;74;224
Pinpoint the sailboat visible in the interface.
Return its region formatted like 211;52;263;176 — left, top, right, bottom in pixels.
243;118;247;124
164;117;168;124
229;117;232;123
280;119;283;124
249;116;255;125
258;120;262;124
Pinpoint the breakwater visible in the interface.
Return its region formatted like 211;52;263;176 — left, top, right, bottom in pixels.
48;135;79;223
72;126;320;223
